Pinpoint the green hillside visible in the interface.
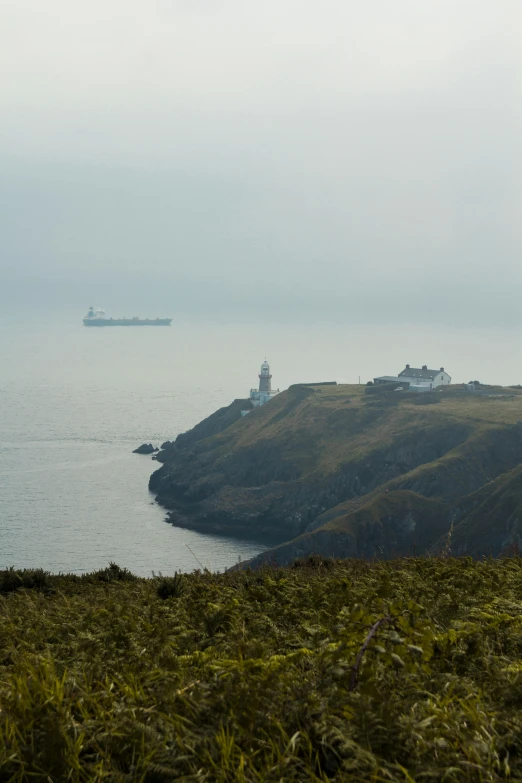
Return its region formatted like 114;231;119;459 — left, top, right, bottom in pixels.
2;558;522;781
150;384;522;562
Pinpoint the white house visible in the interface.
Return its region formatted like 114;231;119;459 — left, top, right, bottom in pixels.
374;365;451;391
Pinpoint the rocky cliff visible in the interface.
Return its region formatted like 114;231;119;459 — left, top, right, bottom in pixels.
149;384;522;562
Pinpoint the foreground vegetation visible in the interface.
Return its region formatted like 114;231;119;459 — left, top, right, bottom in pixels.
2;558;522;781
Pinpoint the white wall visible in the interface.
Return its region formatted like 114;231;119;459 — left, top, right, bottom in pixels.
401;372;451;387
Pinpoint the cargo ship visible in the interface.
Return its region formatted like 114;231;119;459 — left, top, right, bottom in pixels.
83;307;172;326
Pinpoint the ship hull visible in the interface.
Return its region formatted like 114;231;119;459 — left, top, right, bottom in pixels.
83;319;172;326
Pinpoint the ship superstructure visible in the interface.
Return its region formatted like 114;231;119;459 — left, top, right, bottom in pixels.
83;307;172;326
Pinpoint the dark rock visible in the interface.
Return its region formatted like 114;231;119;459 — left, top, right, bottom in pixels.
133;443;158;455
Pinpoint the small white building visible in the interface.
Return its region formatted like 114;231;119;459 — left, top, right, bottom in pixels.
241;360;280;416
374;364;451;391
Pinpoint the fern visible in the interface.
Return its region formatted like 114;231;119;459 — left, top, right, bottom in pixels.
1;557;522;780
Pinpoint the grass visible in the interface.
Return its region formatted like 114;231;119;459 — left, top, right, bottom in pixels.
2;557;522;780
207;384;522;474
152;383;522;561
154;383;522;519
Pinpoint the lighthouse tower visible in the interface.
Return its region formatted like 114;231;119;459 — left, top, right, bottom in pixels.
258;360;272;394
244;359;280;412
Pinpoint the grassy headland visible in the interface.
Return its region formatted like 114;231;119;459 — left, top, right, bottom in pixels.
2;558;522;781
150;384;522;563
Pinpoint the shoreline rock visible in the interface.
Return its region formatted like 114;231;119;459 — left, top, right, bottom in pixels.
133;443;158;455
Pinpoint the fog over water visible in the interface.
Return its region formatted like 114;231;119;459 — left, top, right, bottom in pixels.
0;2;521;571
1;1;521;322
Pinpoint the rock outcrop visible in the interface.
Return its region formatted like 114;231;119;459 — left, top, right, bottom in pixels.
133;443;158;455
149;384;522;562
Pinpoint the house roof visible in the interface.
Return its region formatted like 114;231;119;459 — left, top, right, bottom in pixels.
374;376;402;382
398;367;444;380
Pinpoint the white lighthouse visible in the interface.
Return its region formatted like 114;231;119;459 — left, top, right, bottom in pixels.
243;359;280;413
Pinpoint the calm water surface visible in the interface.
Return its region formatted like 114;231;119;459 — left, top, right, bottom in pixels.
1;314;520;575
0;319;271;575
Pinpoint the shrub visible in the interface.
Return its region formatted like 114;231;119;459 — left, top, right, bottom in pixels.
89;562;137;583
156;572;184;599
291;554;336;569
365;382;399;395
412;394;441;405
0;567;50;594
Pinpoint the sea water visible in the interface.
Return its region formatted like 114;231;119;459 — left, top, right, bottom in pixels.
0;317;270;575
1;312;520;575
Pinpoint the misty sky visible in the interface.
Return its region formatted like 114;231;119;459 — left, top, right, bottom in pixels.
1;1;521;321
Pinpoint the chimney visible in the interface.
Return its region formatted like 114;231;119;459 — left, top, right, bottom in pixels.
422;365;427;370
440;367;444;372
405;364;410;369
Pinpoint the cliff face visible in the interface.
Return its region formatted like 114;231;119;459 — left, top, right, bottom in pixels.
150;384;522;561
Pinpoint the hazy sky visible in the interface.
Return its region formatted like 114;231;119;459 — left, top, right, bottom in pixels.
1;0;521;320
